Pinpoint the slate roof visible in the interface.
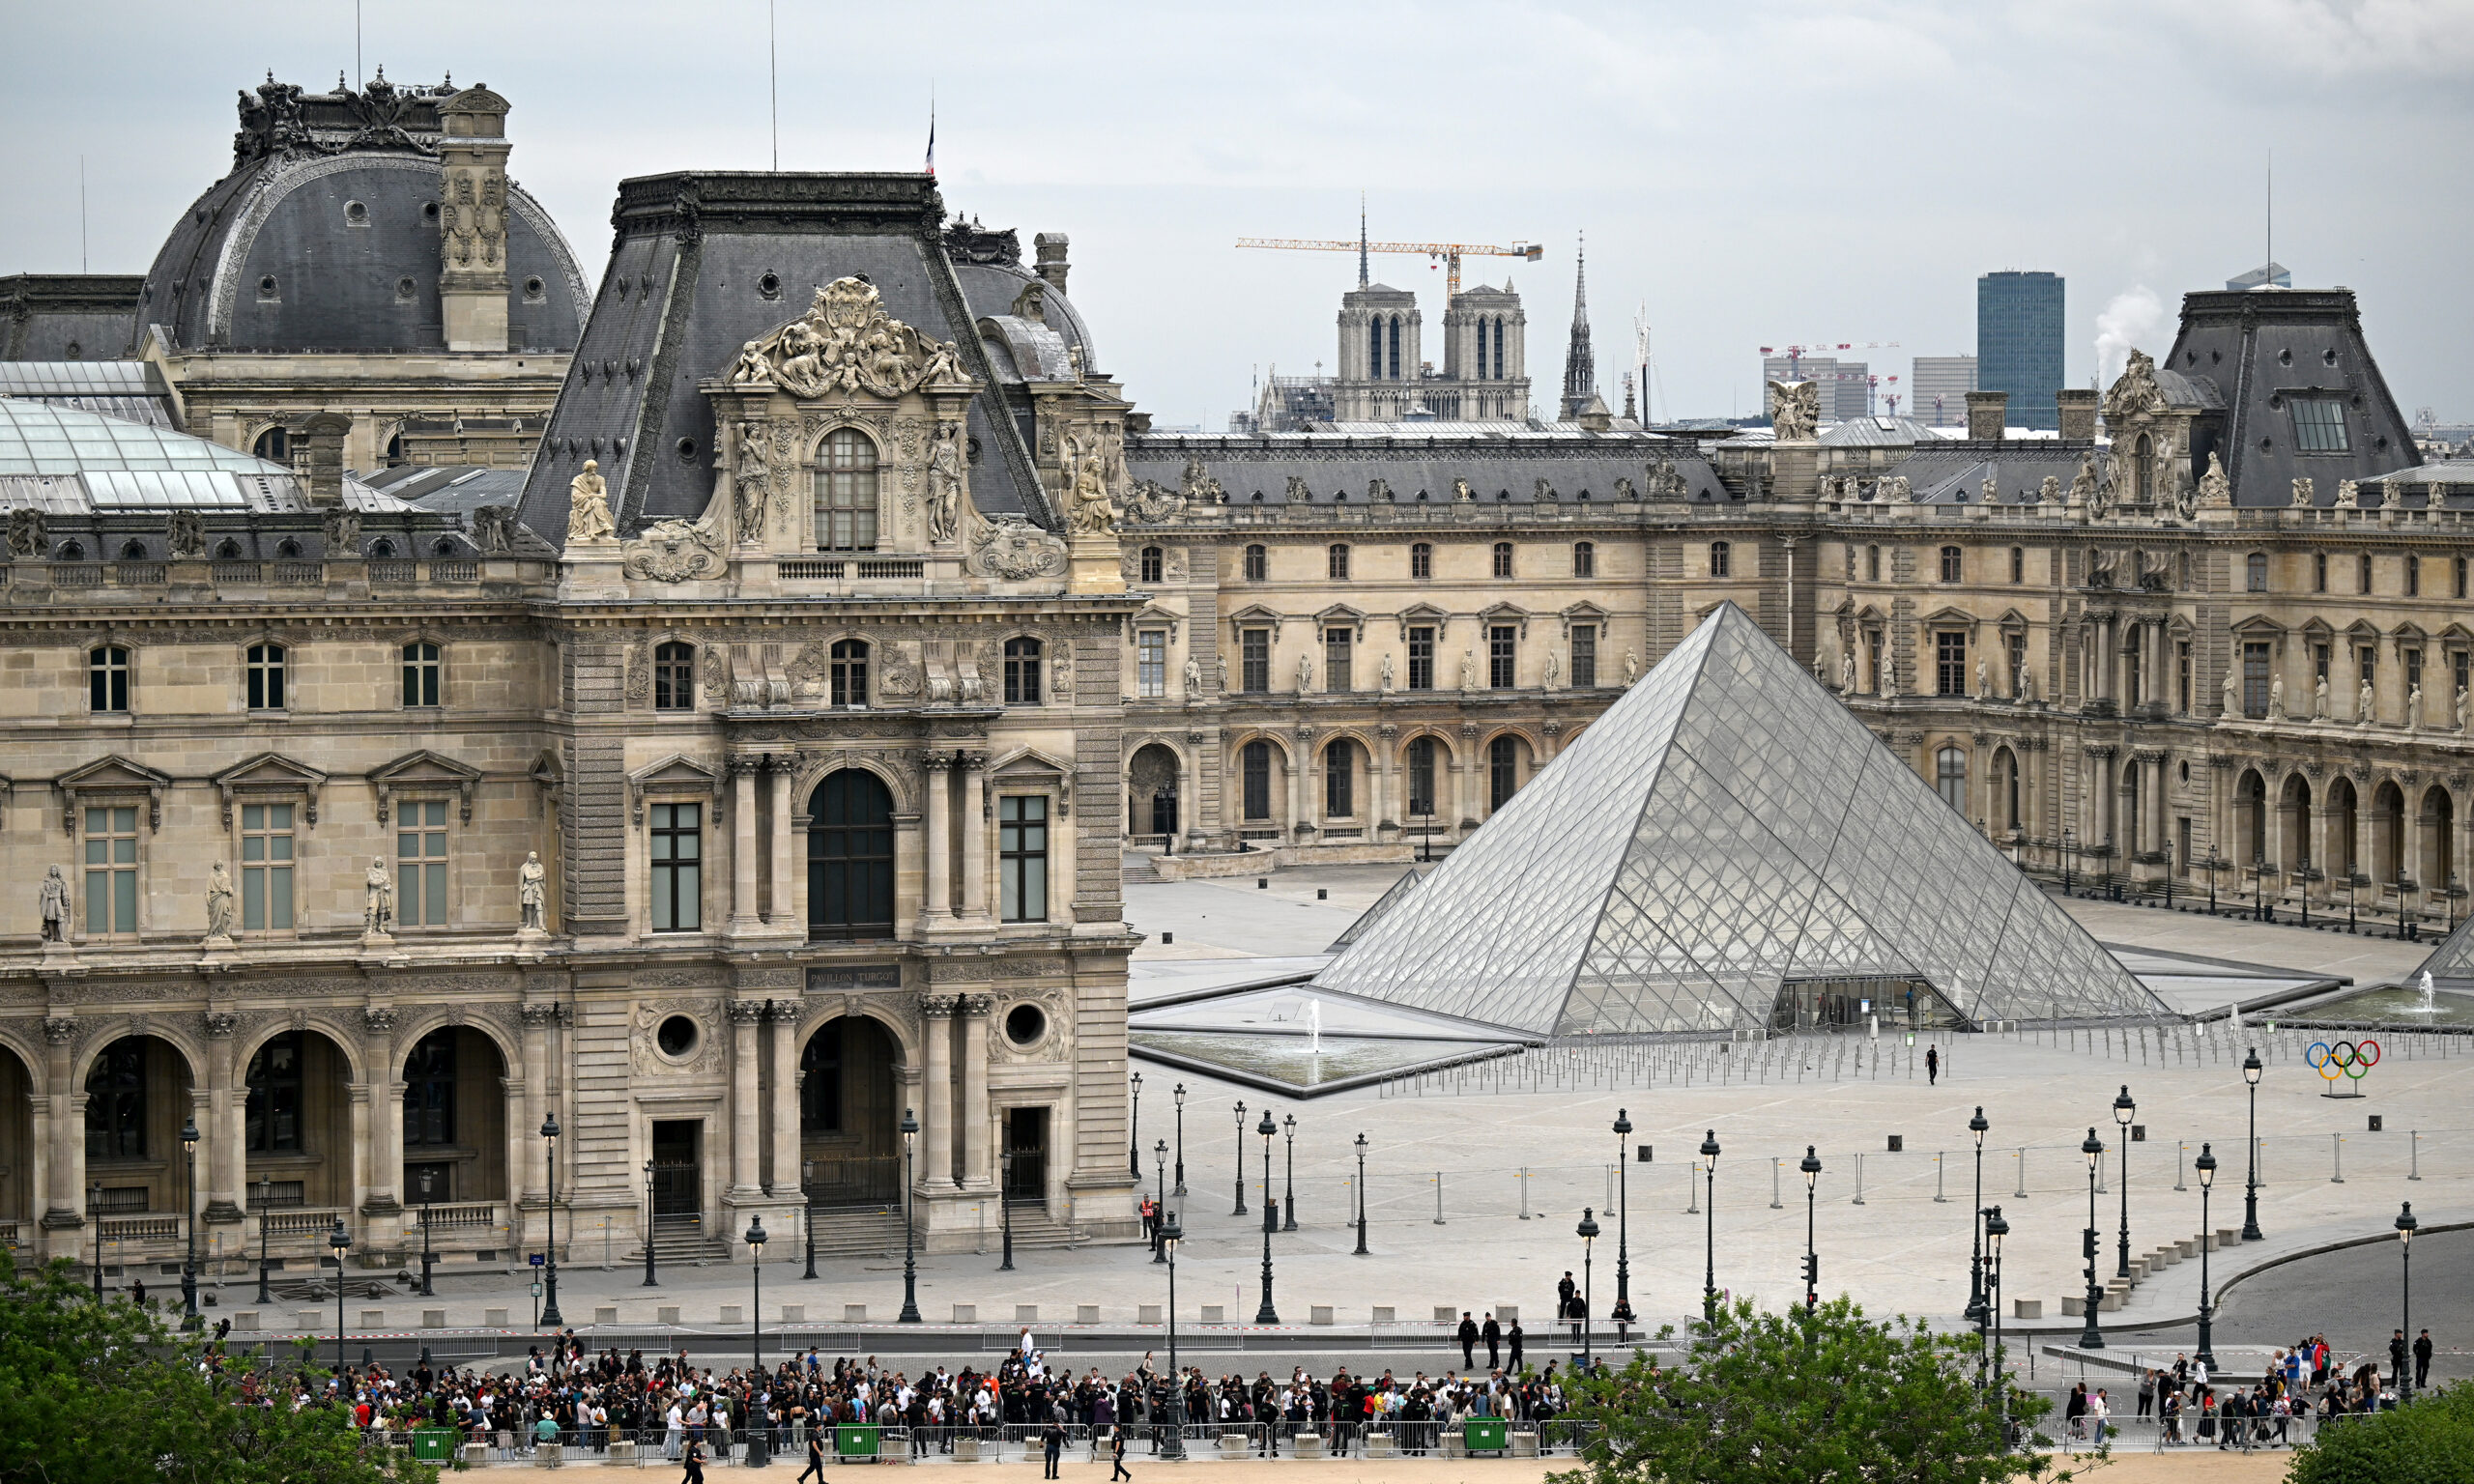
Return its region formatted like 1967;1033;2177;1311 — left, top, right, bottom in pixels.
1126;430;1728;508
0;275;144;360
1876;439;2109;506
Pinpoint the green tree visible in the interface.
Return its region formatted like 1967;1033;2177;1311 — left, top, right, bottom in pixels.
1549;1296;2081;1484
0;1260;435;1484
2287;1382;2474;1484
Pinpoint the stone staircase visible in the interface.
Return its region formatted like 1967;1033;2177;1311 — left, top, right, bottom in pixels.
1121;852;1163;884
628;1216;731;1268
2049;1224;2243;1319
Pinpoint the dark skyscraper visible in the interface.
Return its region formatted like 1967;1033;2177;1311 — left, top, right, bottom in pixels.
1976;271;2063;431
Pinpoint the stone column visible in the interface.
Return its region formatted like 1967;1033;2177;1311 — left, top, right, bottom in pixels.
731;758;762;930
40;1018;83;1257
518;1002;556;1202
958;994;992;1187
767;761;799;928
2094;614;2116;704
1375;727;1397;833
360;1006;402;1221
767;1002;800;1197
728;1000;764;1198
960;753;991;920
920;755;953;928
2150;755;2170;858
920;997;955;1187
1290;740;1312;838
2354;777;2375;887
200;1013;242;1222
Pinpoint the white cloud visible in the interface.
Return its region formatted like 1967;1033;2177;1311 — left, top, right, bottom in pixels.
2094;287;2165;388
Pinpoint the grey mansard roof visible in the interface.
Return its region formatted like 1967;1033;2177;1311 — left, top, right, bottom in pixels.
1125;429;1728;507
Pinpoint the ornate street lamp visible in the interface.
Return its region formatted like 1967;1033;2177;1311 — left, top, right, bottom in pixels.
898;1107;922;1323
1159;1209;1188;1459
1280;1114;1298;1232
1230;1101;1248;1217
328;1217;352;1378
1799;1146;1822;1314
1171;1083;1188;1196
745;1215;767;1379
416;1167;438;1298
254;1173;274;1305
1576;1207;1599;1368
1985;1205;2010;1443
2077;1127;2107;1350
88;1183;102;1301
998;1148;1016;1272
1966;1106;1990;1327
1612;1109;1635;1327
642;1159;659;1288
1352;1133;1369;1257
2241;1048;2265;1241
1152;1139;1169;1265
538;1113;565;1329
1699;1128;1721;1322
179;1116;200;1330
2112;1085;2136;1279
2396;1202;2418;1402
1253;1108;1280;1323
2194;1143;2219;1368
1130;1071;1143;1180
800;1159;819;1281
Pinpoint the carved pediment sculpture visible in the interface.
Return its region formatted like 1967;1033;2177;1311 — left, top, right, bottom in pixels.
1452;476;1474;502
2103;348;2163;423
2038;474;2061;504
621;516;725;583
7;506;43;558
725;277;967;400
1125;478;1180;525
166;510;205;559
1180;456;1223;504
1285;474;1310;503
969;513;1068;581
1886;474;1913;501
1767;380;1820;441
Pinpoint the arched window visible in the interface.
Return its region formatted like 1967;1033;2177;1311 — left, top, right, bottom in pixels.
2246;553;2268;592
57;540;85;562
253;426;289;463
808;770;895;940
1243;544;1267;582
2132;433;2152;503
1406;735;1437;818
1573;541;1596;578
653;642;696;710
1411;542;1432;580
1488;735;1520;811
385;433;406;465
1367;319;1382;378
1324;740;1357;818
814;429;879;551
1940;545;1963;583
1241;740;1273;820
369;538;395;558
120;539;148;561
1138;546;1163;584
89;645;130;713
1003;637;1043;705
1935;746;1968;813
1491;542;1513;579
274;538;302;558
1327;544;1350;581
829;639;869;707
1709;541;1730;578
215;538;244;559
1993;747;2020;833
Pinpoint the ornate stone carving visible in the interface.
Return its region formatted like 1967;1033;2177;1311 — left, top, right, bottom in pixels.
6;507;43;558
203;1012;239;1040
2293;476;2316;508
927;421;966;543
472;504;516;554
726;277;965;398
165;510;205;559
1125;479;1179;524
2197;453;2231;507
2102;349;2163;423
733;419;772;540
622;517;725;583
1181;456;1223;505
565;460;617;543
323;508;361;554
43;1016;75;1045
362;1006;399;1035
1767;380;1819;441
968;515;1067;580
1064;432;1119;535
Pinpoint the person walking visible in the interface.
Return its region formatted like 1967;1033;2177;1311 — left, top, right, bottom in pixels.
797;1425;825;1484
679;1437;706;1484
2391;1329;2410;1390
2415;1328;2434;1389
1456;1312;1480;1369
1482;1313;1503;1370
1109;1427;1132;1482
1926;1044;1940;1085
1507;1319;1524;1373
1041;1418;1065;1480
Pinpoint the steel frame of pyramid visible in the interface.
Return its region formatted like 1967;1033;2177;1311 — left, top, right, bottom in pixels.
2408;912;2474;984
1316;603;2172;1036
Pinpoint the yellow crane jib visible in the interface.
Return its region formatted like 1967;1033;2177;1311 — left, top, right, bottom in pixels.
1237;238;1544;298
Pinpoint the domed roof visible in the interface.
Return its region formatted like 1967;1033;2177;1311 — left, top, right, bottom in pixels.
135;72;589;354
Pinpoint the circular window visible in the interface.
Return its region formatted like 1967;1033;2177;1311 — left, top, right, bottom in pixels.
257;274;278;297
422;201;440;220
396;276;417;299
758;271;782;299
2323;349;2339;367
344;199;369;224
2278;348;2293;366
524;275;545;298
676;437;699;461
1004;1004;1048;1047
2178;760;2190;784
656;1015;700;1059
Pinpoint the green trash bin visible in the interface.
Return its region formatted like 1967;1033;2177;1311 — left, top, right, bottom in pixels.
410;1429;458;1462
836;1424;880;1460
1465;1418;1509;1455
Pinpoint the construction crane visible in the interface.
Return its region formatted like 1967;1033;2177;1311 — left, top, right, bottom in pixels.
1758;341;1901;380
1238;236;1544;298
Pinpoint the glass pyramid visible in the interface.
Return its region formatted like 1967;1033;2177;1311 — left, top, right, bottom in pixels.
2408;914;2474;985
1317;602;2170;1035
1327;867;1424;952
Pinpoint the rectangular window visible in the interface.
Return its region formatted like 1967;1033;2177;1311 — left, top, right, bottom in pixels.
1325;745;1354;817
2407;648;2424;701
1240;629;1270;694
998;795;1049;924
654;642;696;710
2360;645;2378;691
2176;641;2192;713
2406;556;2421;597
401;642;441;707
395;800;447;928
82;805;137;936
2290;399;2349;453
1328;545;1350;581
2315;553;2328;592
1935;632;1967;697
240;802;296;931
2459;557;2469;600
1410;543;1432;580
2010;547;2025;584
2243;642;2272;719
649;802;702;932
2177;817;2192;877
1136;631;1166;699
1003;639;1043;704
1242;744;1271;820
1570;626;1597;689
1407;736;1436;817
2315;643;2331;683
1407;626;1435;691
1324;628;1352;692
89;646;129;713
245;642;286;710
85;1042;145;1159
2457;651;2470;703
403;1033;456;1150
1488;625;1516;688
2360;553;2374;593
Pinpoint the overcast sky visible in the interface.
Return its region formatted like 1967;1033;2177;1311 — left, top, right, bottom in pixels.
8;1;2470;429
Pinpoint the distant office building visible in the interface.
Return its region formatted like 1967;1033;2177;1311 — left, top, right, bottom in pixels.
1977;271;2063;431
1761;355;1869;422
1910;356;1978;427
2227;262;2291;291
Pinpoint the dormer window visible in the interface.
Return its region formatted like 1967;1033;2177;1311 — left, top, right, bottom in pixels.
815;429;880;551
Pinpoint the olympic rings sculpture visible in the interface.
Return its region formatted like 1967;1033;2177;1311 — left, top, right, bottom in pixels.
2305;1038;2381;1086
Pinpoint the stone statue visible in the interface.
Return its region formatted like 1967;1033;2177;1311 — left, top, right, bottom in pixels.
2292;476;2316;508
1183;656;1201;696
1813;653;1827;684
205;862;236;942
2069;453;2098;503
2152;435;2179;503
1980;474;1999;505
1379;654;1395;693
2458;686;2469;733
38;865;70;942
2408;683;2425;732
1886;474;1912;501
2199;452;2231;506
1624;649;1641;685
1297;652;1314;693
1767;380;1820;441
733;422;769;539
1840;649;1856;693
166;509;205;559
566;459;617;543
519;851;548;931
1542;649;1561;690
2013;657;2031;701
2358;676;2376;728
364;857;395;934
1065;436;1117;536
2221;666;2240;717
927;422;966;544
1452;477;1474;502
1459;648;1479;691
2270;674;2285;721
2337;478;2360;507
2038;474;2061;504
1976;657;1990;699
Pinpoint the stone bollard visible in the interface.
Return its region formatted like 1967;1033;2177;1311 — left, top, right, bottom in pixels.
1293;1434;1327;1460
462;1443;489;1469
782;1304;805;1324
1445;1432;1469;1458
721;1305;743;1326
1217;1433;1250;1460
1138;1304;1162;1325
1017;1304;1039;1324
485;1307;510;1327
1367;1432;1400;1458
954;1437;983;1463
610;1441;637;1466
1200;1305;1223;1324
952;1303;977;1324
657;1306;680;1326
424;1309;448;1328
1078;1304;1099;1324
2012;1298;2043;1320
1310;1305;1334;1326
594;1306;618;1326
296;1309;323;1331
878;1434;910;1464
535;1441;562;1468
230;1311;259;1331
1511;1433;1540;1459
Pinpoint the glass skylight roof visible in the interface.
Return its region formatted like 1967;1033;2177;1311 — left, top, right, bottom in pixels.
1317;603;2170;1035
0;361;158;396
0;402;286;476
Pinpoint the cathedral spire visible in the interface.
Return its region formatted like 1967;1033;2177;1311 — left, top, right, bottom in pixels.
1559;231;1598;420
1358;195;1369;288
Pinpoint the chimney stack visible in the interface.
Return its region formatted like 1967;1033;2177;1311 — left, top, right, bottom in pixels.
437;86;514;354
2055;387;2098;442
296;412;352;505
1033;233;1070;294
1965;389;2009;442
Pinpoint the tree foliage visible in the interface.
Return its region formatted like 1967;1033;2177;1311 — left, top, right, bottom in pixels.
2287;1382;2474;1484
0;1260;434;1484
1549;1296;2078;1484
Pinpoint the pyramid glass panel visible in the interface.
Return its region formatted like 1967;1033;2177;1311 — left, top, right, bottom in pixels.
1317;602;2169;1033
2410;911;2474;985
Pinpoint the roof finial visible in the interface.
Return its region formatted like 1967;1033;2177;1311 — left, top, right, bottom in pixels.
1358;193;1368;288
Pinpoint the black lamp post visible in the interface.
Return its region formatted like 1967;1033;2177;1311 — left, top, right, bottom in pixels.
254;1173;273;1305
328;1217;351;1378
1130;1071;1143;1180
2194;1143;2219;1368
898;1107;922;1323
2112;1084;2136;1280
1698;1128;1720;1322
642;1159;659;1289
1576;1207;1599;1366
1280;1114;1298;1232
416;1167;437;1298
1612;1109;1635;1327
1966;1106;1990;1327
2396;1202;2418;1402
800;1159;818;1281
1152;1138;1169;1265
744;1215;766;1377
2240;1048;2265;1241
1171;1083;1187;1196
1799;1145;1822;1314
538;1113;565;1329
179;1115;200;1330
1230;1101;1248;1217
1355;1137;1375;1251
2077;1127;2106;1350
998;1148;1016;1272
1253;1108;1280;1323
88;1183;102;1301
2062;824;2076;894
1159;1208;1187;1459
1985;1204;2009;1441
